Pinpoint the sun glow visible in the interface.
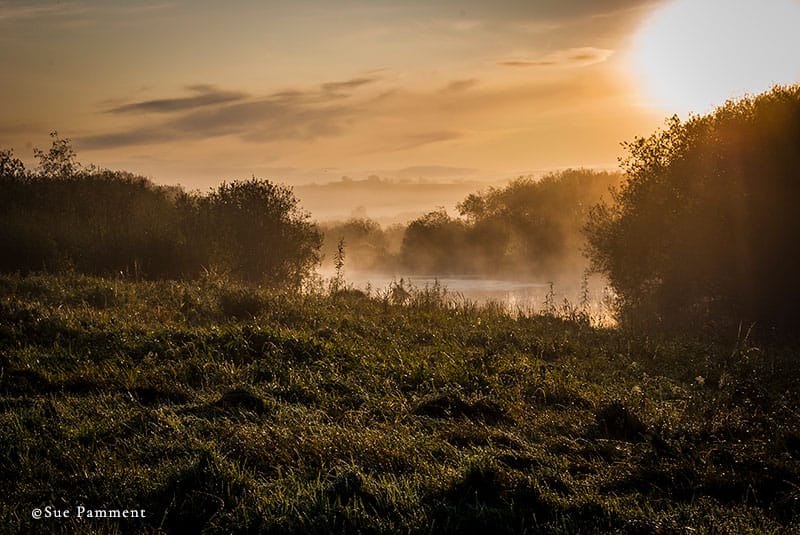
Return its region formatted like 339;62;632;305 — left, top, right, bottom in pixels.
632;0;800;115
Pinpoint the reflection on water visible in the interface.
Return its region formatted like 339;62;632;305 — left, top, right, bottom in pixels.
323;270;558;311
318;270;615;323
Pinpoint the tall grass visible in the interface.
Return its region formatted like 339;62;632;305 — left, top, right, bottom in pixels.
1;273;797;533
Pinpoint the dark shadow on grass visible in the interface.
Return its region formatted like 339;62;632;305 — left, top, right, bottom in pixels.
412;392;508;424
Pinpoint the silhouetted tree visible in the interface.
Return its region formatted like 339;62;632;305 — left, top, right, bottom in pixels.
401;209;470;274
585;85;800;333
198;179;322;286
34;131;81;178
0;137;322;285
0;149;27;179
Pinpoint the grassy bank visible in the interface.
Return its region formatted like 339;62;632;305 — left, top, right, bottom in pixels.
1;273;798;533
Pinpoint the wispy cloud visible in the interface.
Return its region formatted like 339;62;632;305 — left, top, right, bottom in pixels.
77;62;627;157
498;60;558;68
106;85;248;115
321;77;380;94
0;1;84;22
498;47;613;68
79;77;374;149
364;130;464;154
0;1;174;23
80;101;353;149
441;79;478;93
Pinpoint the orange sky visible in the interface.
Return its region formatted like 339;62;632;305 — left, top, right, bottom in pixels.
1;0;798;191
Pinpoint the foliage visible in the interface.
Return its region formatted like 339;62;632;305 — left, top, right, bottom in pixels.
585;85;800;334
399;169;620;279
0;137;321;286
0;168;194;278
195;179;322;286
1;273;798;533
401;208;470;273
0;148;26;179
319;218;398;272
33;131;81;178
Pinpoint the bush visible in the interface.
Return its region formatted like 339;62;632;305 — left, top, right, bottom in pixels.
0;169;195;278
401;209;470;274
399;170;620;278
585;85;800;334
0;136;321;286
320;218;393;272
196;179;322;286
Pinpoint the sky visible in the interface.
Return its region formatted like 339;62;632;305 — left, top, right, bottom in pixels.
1;0;799;196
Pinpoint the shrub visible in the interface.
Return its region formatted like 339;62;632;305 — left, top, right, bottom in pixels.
0;137;321;286
401;209;469;274
196;178;322;286
585;85;800;334
398;170;621;278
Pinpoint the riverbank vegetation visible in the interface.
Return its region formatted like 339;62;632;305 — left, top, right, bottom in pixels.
1;273;798;533
0;135;321;286
586;85;800;334
2;86;800;533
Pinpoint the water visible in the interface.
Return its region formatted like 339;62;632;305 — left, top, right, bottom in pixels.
320;269;615;322
325;270;550;310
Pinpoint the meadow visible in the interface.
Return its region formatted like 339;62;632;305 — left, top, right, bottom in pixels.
1;273;798;533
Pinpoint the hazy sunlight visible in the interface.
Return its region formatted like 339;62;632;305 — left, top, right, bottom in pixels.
632;0;800;115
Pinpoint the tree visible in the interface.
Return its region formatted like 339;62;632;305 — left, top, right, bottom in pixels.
34;131;81;178
320;218;390;272
401;209;469;273
0;149;27;179
456;170;621;277
585;85;800;332
199;178;322;286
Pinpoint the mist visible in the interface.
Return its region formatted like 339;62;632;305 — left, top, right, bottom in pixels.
317;168;622;309
295;174;502;225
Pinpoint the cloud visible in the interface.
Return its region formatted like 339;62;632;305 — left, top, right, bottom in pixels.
79;100;352;149
79;79;370;150
76;61;625;156
441;79;478;93
365;131;463;154
0;1;82;22
106;85;248;115
178;99;354;142
459;0;663;22
269;89;307;101
498;47;613;68
321;76;380;93
78;128;175;150
498;60;557;68
394;130;463;150
0;1;174;24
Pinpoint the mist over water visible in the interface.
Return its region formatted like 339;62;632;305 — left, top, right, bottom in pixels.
312;169;624;323
328;269;545;300
319;268;613;320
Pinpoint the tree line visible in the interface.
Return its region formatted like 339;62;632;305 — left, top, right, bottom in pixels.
322;85;800;335
4;83;800;335
0;133;321;287
320;170;621;281
585;85;800;333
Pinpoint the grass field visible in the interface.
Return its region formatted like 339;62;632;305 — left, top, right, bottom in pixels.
1;273;798;533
